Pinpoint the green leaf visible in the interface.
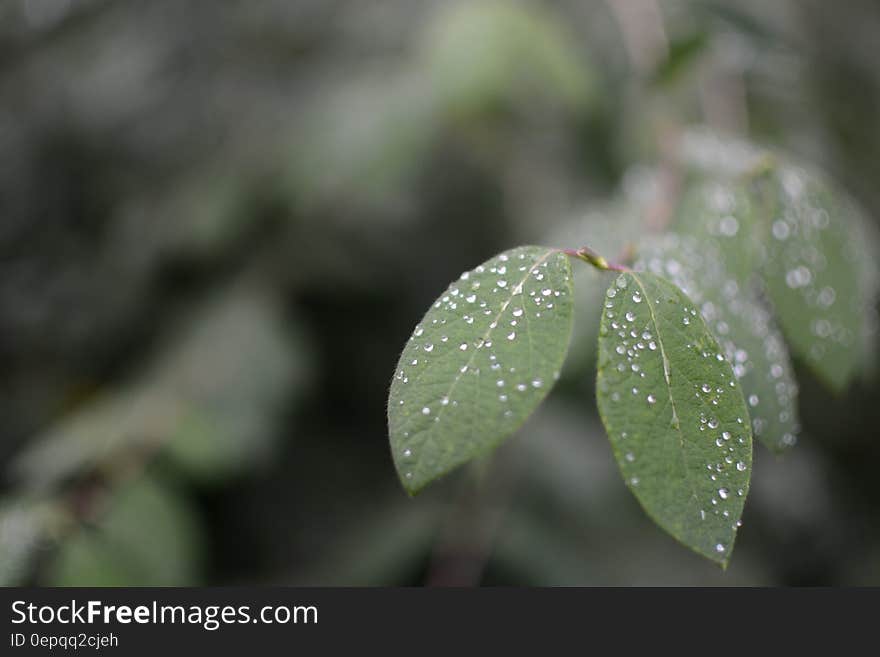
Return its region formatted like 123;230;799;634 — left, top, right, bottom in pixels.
46;476;203;586
670;175;761;285
422;0;596;118
652;31;709;88
388;245;574;494
677;127;769;179
596;271;753;566
757;165;867;391
676;129;878;389
13;286;310;490
636;234;800;452
544;199;644;372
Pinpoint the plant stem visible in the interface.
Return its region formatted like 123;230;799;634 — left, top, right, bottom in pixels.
562;246;631;273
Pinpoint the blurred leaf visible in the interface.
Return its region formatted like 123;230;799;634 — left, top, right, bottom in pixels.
160;287;310;482
289;74;438;212
636;234;800;452
693;1;789;49
0;497;62;585
14;282;311;490
757;164;867;391
677;129;879;390
671;175;761;284
12;390;173;493
46;475;203;586
596;271;752;566
422;0;596;119
678;127;768;179
846;206;880;377
388;246;573;494
652;31;709;88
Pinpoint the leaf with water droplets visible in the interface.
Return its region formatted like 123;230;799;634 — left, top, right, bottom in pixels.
543;199;644;371
757;165;868;391
636;234;800;453
596;271;753;566
671;175;761;285
388;246;573;494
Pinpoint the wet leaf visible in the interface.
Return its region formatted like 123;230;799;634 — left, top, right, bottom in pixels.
388;246;573;494
596;271;752;566
758;165;867;391
671;175;761;285
636;234;799;452
544;199;643;372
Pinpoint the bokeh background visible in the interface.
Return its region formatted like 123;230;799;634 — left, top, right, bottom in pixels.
2;0;880;586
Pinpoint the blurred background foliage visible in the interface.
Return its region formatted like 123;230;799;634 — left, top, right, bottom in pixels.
1;0;880;586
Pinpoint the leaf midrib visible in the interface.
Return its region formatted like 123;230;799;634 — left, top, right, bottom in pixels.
413;248;557;479
630;273;701;514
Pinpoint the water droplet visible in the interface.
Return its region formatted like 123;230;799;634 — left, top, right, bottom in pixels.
719;215;739;236
785;266;812;289
715;543;725;553
459;343;468;351
736;461;747;472
422;407;431;415
531;378;543;388
718;488;729;500
507;332;516;341
512;308;523;317
748;394;759;407
497;280;508;288
403;449;412;457
647;394;656;404
625;452;635;462
625;311;635;322
632;292;642;303
424;343;434;353
772;220;790;240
